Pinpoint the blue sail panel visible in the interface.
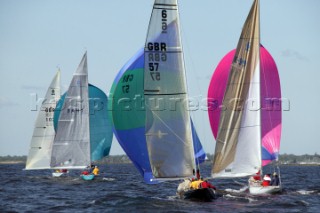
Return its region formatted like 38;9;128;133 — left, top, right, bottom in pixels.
109;49;159;184
191;120;206;164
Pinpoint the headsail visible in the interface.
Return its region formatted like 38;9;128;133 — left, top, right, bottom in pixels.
25;70;60;170
110;48;205;183
144;0;195;179
211;0;261;178
50;52;90;169
54;84;113;162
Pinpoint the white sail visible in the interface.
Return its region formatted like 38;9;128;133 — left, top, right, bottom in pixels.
212;0;261;178
25;70;61;170
144;0;195;179
50;52;90;169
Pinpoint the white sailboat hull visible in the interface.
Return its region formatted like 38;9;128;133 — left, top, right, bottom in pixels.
248;180;282;195
52;171;69;177
52;172;67;177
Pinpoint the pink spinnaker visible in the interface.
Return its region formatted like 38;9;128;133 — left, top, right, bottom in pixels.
208;45;281;166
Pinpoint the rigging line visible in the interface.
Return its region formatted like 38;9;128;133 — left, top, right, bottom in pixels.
179;2;206;172
148;107;191;147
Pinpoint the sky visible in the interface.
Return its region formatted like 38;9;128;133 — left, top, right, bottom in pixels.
0;0;319;156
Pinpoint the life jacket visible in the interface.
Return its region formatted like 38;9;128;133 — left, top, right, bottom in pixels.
82;171;89;175
93;168;99;175
262;180;270;186
201;181;209;188
253;175;261;181
190;180;203;189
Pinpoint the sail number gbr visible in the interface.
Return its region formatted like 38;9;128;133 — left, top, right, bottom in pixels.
147;42;166;81
147;9;168;81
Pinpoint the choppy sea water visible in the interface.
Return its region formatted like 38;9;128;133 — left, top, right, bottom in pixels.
1;163;319;212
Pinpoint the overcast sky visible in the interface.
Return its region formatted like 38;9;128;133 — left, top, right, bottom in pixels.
0;0;319;156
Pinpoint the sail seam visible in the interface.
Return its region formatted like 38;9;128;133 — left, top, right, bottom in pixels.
154;7;177;11
154;3;177;6
145;50;182;53
144;93;186;96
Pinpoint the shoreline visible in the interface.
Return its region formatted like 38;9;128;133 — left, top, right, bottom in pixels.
0;161;319;166
0;161;25;165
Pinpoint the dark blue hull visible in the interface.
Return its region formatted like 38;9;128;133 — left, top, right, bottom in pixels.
184;188;216;202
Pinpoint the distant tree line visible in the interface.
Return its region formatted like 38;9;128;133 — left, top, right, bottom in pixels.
1;153;320;164
206;153;320;164
0;155;26;163
278;153;320;164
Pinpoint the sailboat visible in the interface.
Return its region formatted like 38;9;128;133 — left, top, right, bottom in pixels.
208;0;282;195
144;0;217;200
50;52;101;180
25;70;61;171
109;0;212;200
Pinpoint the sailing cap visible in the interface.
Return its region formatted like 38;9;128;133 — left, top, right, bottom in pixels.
263;175;271;181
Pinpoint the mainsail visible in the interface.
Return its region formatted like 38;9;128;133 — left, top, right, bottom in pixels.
50;52;90;169
54;84;113;162
110;48;206;183
144;0;195;179
211;0;261;178
25;70;61;170
208;46;281;167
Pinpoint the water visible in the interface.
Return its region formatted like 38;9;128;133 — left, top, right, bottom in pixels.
1;163;319;212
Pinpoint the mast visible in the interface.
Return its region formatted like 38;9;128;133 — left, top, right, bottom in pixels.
257;0;263;177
